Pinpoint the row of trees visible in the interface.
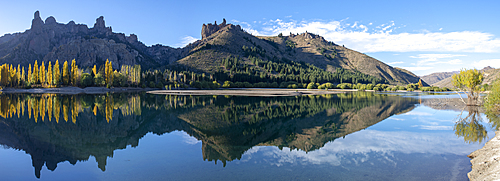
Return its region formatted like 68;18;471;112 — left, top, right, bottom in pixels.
0;59;142;88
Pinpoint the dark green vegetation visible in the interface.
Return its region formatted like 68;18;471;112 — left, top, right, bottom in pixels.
0;92;417;177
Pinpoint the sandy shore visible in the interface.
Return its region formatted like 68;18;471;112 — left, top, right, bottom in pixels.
0;87;157;94
147;89;349;96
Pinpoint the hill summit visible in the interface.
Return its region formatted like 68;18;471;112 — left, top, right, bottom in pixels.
175;19;422;85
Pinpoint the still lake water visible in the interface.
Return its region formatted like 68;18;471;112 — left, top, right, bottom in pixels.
0;92;495;181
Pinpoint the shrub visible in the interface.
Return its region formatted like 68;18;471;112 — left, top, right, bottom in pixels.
80;73;93;87
307;82;317;89
373;87;381;91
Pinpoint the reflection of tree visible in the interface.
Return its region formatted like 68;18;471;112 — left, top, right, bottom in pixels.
454;106;488;144
0;93;142;123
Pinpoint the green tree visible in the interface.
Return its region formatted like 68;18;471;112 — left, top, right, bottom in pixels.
452;69;483;106
485;79;500;112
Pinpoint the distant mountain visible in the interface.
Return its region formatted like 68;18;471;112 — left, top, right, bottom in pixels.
421;71;459;85
431;66;498;88
0;11;422;84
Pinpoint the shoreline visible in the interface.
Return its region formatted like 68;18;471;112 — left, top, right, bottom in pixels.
146;88;353;96
467;130;500;180
0;87;158;94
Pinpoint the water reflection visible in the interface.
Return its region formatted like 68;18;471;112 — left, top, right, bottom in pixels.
0;92;418;178
453;106;500;144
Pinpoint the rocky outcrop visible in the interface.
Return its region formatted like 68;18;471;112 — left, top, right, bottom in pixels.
468;129;500;180
201;18;229;39
0;11;188;69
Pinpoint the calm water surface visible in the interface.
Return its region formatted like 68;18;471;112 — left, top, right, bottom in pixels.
0;92;496;181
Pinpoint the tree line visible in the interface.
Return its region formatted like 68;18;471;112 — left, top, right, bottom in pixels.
0;59;141;88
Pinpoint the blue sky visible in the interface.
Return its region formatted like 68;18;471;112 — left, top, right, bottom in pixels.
1;0;499;76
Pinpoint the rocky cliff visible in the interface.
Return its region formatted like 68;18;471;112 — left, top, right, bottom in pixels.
0;11;187;69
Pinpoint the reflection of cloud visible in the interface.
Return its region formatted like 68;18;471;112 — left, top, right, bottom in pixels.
243;130;482;167
173;131;201;145
419;125;453;130
403;111;433;116
388;117;405;121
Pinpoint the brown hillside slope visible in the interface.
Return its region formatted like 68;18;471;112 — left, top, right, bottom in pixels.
174;21;421;85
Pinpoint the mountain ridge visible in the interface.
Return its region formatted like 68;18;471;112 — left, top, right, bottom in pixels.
0;11;422;85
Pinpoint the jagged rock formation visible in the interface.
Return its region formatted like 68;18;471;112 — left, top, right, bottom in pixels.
0;11;188;69
201;18;239;39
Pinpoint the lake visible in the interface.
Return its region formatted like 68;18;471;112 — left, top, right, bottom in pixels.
0;92;496;181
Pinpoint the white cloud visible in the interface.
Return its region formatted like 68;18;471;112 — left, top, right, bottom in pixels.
472;59;500;69
388;61;404;65
175;36;198;48
241;19;500;53
400;66;434;72
403;54;466;71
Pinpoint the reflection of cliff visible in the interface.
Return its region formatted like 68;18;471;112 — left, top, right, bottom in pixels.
177;92;418;165
0;92;417;178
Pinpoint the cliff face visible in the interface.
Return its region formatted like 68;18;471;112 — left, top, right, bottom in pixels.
0;11;186;69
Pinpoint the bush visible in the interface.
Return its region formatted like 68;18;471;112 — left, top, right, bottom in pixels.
149;81;156;88
80;73;93;87
373;87;381;91
307;82;317;89
407;88;414;91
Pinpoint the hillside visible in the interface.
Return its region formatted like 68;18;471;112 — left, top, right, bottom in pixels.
421;71;459;85
432;67;500;88
174;20;422;85
0;11;422;85
0;11;188;70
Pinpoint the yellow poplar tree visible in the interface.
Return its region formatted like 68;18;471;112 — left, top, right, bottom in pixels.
53;60;60;86
33;60;38;84
71;59;76;85
28;64;32;84
92;65;97;77
21;66;25;86
39;61;45;85
17;64;21;86
62;61;69;85
47;61;53;86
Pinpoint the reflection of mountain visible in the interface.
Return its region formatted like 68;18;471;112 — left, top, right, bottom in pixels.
0;92;417;178
181;93;417;165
